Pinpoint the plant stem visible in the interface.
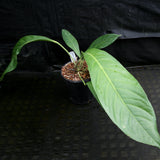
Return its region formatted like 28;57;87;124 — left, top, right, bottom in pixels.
78;72;86;85
51;40;76;64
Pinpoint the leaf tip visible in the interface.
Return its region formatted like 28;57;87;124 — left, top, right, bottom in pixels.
62;29;69;35
62;28;66;33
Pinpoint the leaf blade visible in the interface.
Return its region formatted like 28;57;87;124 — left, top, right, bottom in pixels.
84;48;160;148
62;29;81;58
0;35;60;81
88;34;120;49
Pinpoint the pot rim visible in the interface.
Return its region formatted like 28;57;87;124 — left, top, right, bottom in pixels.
61;61;91;84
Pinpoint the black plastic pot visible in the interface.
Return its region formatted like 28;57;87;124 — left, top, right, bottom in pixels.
61;64;92;104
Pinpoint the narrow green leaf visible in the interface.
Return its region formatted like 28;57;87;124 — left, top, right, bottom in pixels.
62;29;81;58
88;34;120;49
0;35;69;81
84;48;160;148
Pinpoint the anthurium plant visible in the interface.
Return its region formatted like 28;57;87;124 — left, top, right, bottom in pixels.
0;29;160;148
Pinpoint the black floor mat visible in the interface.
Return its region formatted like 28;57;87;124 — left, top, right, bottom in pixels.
0;65;160;160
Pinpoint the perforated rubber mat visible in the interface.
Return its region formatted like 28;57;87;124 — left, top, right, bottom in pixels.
0;65;160;160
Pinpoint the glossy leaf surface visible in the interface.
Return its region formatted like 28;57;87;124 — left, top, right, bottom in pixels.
88;34;120;49
84;48;160;148
62;29;81;58
0;35;67;81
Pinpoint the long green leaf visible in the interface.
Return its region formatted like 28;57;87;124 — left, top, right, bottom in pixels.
88;34;120;49
0;35;70;81
62;29;81;58
84;48;160;148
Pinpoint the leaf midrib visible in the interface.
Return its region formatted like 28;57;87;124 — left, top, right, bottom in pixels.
86;51;160;146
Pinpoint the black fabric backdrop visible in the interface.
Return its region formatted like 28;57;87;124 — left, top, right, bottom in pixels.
0;0;160;72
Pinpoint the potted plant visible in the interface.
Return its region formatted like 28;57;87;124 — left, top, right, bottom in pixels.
61;59;92;104
0;29;160;149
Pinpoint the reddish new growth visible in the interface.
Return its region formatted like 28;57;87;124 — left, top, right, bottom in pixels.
61;61;90;81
